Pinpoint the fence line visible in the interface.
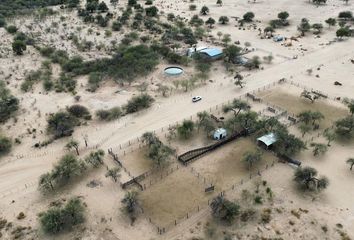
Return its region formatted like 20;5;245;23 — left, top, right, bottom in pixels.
147;159;279;234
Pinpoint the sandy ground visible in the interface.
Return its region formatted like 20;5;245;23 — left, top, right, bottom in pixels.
1;0;354;239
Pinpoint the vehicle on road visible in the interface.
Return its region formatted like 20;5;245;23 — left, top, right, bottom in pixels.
192;96;202;102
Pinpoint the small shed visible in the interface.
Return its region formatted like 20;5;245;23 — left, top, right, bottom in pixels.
213;128;227;140
273;35;284;42
257;133;277;148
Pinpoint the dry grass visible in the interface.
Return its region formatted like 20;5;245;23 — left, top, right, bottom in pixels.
260;88;348;130
169;130;215;155
140;167;209;227
191;137;277;191
120;147;153;176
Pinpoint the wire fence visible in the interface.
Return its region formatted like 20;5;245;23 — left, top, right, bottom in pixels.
145;159;279;234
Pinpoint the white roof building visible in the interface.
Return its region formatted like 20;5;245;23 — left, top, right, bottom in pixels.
213;128;227;140
257;133;277;147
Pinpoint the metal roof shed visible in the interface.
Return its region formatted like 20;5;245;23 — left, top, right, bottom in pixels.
199;48;223;58
257;133;277;148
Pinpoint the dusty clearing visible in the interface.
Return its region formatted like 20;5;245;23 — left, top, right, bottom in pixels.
140;167;210;228
191;137;277;191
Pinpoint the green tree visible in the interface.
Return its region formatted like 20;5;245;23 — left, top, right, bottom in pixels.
142;132;161;146
96;107;122;121
6;25;18;34
85;150;105;167
325;18;336;28
323;129;336;146
223;45;242;63
338;11;353;20
299;123;311;137
105;167;121;182
222;99;250;116
47;112;79;138
277;11;289;23
336;27;351;38
346;158;354;171
189;4;197;11
226;111;258;132
67;105;91;120
38;173;54;192
147;143;173;167
66;139;80;156
222;33;231;45
177;120;195;139
121;191;140;225
124;94;154;113
205;17;216;28
217;0;223;6
128;0;137;6
145;6;158;17
40;198;85;234
312;23;323;34
273;126;306;156
210;196;240;223
219;16;229;25
52;154;86;184
40;208;63;234
345;100;354;115
98;1;109;12
200;6;209;15
264;26;274;34
298;18;311;36
243;149;262;170
0;135;12;156
12;40;26;55
243;12;255;22
335;115;354;136
0;81;19;122
310;143;328;156
294;167;329;191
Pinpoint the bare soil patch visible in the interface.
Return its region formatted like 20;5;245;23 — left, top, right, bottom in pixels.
140;167;210;227
259;86;348;130
191;137;277;192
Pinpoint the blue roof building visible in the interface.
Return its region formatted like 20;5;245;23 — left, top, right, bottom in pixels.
199;48;223;59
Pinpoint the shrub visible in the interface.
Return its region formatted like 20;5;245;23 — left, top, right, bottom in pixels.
40;198;85;234
0;81;19;123
47;112;79;138
55;73;77;93
6;25;17;34
243;12;255;22
177;120;195;139
96;107;122;121
67;105;91;120
210;196;240;223
145;6;158;17
124;94;154;113
0;135;12;156
189;4;197;11
12;40;26;55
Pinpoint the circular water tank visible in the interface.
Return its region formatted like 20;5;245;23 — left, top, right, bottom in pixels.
164;67;183;76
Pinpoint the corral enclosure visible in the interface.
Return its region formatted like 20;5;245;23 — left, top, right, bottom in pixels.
258;85;349;130
140;167;211;227
190;137;277;191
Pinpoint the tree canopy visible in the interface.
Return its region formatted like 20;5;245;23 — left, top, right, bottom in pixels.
0;81;19;123
40;197;85;234
294;167;329;192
